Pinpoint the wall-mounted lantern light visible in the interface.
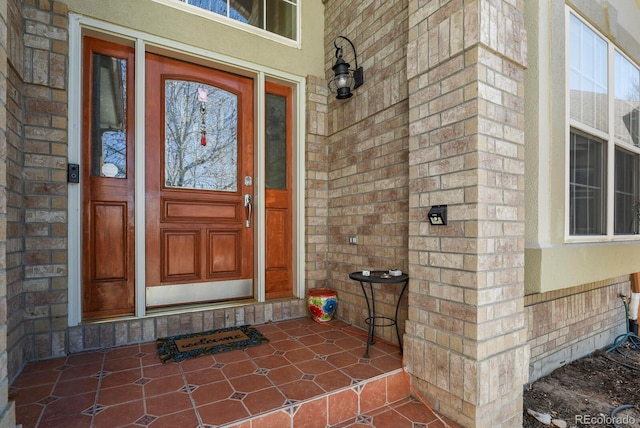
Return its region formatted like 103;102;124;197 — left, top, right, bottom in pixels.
428;205;447;225
328;36;364;100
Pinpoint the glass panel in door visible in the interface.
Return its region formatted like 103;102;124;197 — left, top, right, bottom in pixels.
164;80;238;191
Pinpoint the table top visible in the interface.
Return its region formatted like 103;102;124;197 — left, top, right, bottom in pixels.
349;270;409;283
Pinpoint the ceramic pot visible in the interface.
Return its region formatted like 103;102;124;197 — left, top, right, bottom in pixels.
307;288;338;322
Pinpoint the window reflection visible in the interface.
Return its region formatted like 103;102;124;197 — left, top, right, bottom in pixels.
179;0;296;40
614;148;639;234
266;93;287;189
164;80;238;192
91;53;127;178
614;52;640;146
570;132;605;235
569;14;608;132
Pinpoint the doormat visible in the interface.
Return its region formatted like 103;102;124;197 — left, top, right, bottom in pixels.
156;325;269;363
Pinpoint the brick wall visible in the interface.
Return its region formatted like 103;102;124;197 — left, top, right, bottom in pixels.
526;277;629;382
6;0;69;382
324;0;410;346
305;75;330;291
0;0;18;424
6;0;25;386
22;1;69;362
68;299;307;352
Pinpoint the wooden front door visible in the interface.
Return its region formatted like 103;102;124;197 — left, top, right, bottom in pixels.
81;37;136;320
265;82;293;298
144;53;254;307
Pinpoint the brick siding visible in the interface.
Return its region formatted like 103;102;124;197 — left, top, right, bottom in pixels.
525;277;629;382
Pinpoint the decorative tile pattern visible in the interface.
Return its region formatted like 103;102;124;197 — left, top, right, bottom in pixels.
135;415;157;425
9;318;443;428
81;404;106;416
356;415;372;423
285;404;300;415
37;396;59;405
91;370;110;378
134;377;151;385
180;384;197;393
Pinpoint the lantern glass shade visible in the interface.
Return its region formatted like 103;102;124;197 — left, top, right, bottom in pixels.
335;73;352;89
329;58;355;99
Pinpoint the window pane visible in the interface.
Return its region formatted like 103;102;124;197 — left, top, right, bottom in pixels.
267;0;296;40
164;80;238;191
187;0;227;15
266;93;287;189
91;53;127;178
614;147;639;234
569;14;608;132
614;52;640;146
230;0;263;28
570;132;605;235
180;0;296;40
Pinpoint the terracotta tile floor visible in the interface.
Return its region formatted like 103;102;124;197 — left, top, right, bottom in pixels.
11;317;455;427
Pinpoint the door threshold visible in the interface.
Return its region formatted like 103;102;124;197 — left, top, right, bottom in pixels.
145;298;259;317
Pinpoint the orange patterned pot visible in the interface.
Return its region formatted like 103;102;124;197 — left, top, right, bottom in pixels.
306;288;338;322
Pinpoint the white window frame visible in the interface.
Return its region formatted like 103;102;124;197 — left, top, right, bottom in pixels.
565;7;640;243
151;0;301;47
67;14;306;326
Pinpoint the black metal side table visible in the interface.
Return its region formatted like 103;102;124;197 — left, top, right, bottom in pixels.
349;270;409;358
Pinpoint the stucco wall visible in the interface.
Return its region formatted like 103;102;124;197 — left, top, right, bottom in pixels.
59;0;325;79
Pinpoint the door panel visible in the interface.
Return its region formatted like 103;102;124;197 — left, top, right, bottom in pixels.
208;231;241;274
163;199;239;220
162;230;199;281
145;53;254;307
81;37;135;320
93;202;127;279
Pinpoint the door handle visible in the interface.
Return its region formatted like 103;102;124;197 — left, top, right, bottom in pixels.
244;194;252;227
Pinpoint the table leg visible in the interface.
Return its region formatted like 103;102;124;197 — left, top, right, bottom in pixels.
394;279;409;354
358;280;375;358
368;282;377;346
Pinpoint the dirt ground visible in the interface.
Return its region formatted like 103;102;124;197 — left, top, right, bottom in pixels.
523;336;640;428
